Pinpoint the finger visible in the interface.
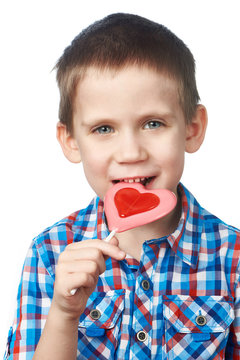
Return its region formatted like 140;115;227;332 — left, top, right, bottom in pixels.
65;272;96;297
107;236;119;246
102;236;122;261
67;239;125;260
59;247;107;273
59;259;106;278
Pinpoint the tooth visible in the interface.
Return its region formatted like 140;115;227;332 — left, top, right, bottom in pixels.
134;178;140;182
128;179;134;183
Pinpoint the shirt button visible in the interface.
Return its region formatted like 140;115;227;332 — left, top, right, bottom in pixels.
196;315;207;326
136;330;148;342
141;279;150;291
90;309;101;320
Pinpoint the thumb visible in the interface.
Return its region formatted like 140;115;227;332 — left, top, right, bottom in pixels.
108;236;119;247
103;236;125;261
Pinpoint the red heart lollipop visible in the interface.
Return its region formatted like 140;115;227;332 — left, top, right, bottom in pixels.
70;183;177;295
104;182;177;233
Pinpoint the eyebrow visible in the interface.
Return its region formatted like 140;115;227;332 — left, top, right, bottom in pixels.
79;117;116;128
79;111;176;127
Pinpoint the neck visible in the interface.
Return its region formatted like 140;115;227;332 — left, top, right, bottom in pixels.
116;196;182;261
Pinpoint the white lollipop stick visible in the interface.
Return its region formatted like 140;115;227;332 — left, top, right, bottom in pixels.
70;288;77;296
69;229;118;295
104;228;117;242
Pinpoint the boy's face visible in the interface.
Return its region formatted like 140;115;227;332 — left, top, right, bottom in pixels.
62;66;206;200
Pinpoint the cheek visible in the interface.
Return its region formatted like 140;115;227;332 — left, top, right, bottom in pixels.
82;153;105;177
80;148;109;193
163;151;185;184
156;134;185;183
158;134;185;164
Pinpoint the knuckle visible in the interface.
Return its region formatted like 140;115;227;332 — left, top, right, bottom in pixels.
99;264;106;275
57;250;69;264
64;243;74;252
81;272;92;285
89;261;98;274
57;252;64;263
65;242;80;252
55;261;63;274
91;248;102;259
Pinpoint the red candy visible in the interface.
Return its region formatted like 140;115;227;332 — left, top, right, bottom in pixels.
114;187;160;217
104;182;177;232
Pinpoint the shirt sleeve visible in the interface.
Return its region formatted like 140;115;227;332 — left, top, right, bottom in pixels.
225;266;240;359
4;241;54;359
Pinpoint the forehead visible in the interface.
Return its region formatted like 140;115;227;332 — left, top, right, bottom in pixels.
73;65;183;123
76;65;180;94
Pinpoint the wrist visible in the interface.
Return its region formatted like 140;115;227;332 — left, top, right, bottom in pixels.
49;299;81;327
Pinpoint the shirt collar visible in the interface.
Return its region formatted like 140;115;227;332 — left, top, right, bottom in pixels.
76;183;203;268
72;197;109;241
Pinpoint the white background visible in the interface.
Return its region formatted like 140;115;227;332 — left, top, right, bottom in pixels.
1;0;240;355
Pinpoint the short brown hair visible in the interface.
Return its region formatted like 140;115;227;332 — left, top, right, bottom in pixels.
55;13;200;134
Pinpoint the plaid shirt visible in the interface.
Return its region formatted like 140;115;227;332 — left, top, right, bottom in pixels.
5;184;240;359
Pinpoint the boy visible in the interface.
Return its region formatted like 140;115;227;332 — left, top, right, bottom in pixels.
5;13;240;360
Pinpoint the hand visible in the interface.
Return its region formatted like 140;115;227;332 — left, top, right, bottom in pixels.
52;237;125;320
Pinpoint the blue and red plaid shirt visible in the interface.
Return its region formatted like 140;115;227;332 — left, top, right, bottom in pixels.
5;184;240;359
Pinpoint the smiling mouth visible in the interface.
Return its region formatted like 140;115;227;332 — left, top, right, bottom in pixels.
112;176;155;186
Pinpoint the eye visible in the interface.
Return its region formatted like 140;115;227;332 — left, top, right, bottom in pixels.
144;120;163;129
94;125;113;135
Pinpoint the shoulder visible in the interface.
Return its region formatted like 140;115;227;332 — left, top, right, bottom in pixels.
200;206;240;243
181;183;240;242
201;208;240;295
30;197;100;277
195;196;240;284
180;184;240;269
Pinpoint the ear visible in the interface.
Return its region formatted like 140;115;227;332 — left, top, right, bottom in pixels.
185;105;208;153
56;122;81;163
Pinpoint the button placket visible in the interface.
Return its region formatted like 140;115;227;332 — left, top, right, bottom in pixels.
131;247;154;352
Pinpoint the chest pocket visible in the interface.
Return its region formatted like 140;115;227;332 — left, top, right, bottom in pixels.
78;290;125;360
163;295;234;360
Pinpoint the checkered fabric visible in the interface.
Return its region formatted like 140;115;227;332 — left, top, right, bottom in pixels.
4;184;240;359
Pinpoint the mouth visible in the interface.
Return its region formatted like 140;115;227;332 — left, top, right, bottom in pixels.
112;176;155;186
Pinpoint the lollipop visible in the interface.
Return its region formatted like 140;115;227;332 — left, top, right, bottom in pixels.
104;182;177;241
70;182;177;295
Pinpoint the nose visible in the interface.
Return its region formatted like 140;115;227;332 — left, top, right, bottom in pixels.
114;132;148;164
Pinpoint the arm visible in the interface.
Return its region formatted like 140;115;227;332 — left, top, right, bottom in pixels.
5;241;53;360
32;303;79;360
225;272;240;358
32;238;125;360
